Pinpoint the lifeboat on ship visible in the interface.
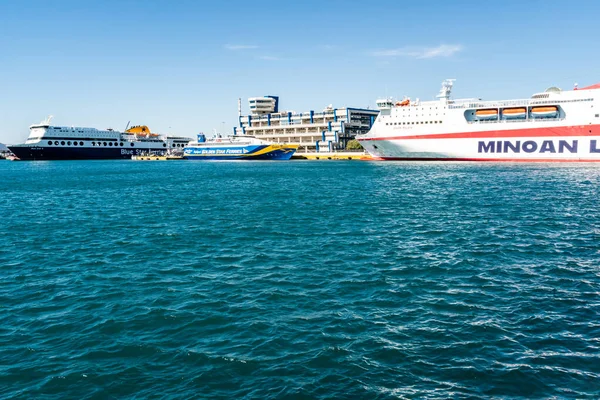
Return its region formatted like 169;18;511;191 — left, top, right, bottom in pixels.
125;125;159;137
502;107;527;119
395;99;410;107
474;109;498;120
530;106;558;119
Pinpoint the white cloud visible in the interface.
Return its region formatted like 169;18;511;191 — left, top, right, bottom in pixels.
372;44;463;59
224;44;259;50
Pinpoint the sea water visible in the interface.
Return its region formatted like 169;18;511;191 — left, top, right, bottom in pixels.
1;160;599;399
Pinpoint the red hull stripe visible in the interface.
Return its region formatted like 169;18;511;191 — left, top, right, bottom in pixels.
369;157;600;163
581;83;600;90
359;125;600;141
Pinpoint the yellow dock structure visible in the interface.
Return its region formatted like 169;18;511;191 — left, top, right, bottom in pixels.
293;152;373;160
131;154;183;161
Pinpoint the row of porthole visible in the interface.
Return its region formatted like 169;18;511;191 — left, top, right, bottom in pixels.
385;121;443;126
48;140;84;146
91;142;125;147
47;140;125;147
47;140;128;147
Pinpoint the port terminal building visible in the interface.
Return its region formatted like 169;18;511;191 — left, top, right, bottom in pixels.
233;96;379;152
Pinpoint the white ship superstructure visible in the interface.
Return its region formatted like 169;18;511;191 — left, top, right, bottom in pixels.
9;117;192;160
357;80;600;161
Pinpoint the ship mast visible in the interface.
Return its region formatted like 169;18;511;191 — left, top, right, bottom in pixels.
437;79;456;104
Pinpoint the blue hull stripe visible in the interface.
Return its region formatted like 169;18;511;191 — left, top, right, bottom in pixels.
183;144;296;160
184;150;295;161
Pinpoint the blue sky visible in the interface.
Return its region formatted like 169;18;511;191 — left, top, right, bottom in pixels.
1;0;599;143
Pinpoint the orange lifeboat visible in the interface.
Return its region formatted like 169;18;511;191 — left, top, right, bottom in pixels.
530;106;558;118
502;107;527;119
474;109;498;120
125;125;159;137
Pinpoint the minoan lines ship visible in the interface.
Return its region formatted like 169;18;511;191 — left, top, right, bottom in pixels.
9;116;192;160
357;80;600;161
183;133;298;160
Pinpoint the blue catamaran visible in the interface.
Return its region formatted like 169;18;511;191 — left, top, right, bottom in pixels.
183;134;298;160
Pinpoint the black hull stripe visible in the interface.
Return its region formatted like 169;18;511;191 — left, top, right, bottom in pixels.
8;146;169;160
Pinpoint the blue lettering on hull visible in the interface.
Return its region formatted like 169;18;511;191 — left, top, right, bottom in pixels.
478;140;579;154
183;144;296;161
184;148;295;161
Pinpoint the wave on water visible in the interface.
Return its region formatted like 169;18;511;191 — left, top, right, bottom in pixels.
1;161;600;399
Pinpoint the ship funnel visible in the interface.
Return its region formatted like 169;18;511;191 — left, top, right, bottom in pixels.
197;133;206;143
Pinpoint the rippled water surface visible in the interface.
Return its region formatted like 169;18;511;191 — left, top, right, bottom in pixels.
1;160;600;399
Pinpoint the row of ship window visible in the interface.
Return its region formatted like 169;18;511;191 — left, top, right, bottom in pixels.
47;140;139;147
449;98;594;110
46;141;188;147
385;121;443;126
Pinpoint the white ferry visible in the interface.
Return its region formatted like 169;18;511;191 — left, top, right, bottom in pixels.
357;80;600;161
8;116;192;160
183;133;298;160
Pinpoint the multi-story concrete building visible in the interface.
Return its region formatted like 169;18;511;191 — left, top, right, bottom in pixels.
234;96;379;152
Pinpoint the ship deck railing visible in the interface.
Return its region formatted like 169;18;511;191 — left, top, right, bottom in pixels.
449;97;593;109
449;99;534;109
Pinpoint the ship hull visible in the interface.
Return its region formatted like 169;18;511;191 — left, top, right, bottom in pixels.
7;145;167;161
183;144;296;160
359;125;600;162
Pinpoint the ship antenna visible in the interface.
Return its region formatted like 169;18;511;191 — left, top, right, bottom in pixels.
437;79;456;103
124;121;130;132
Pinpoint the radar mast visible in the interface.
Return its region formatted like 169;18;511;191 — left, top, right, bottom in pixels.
437;79;456;103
